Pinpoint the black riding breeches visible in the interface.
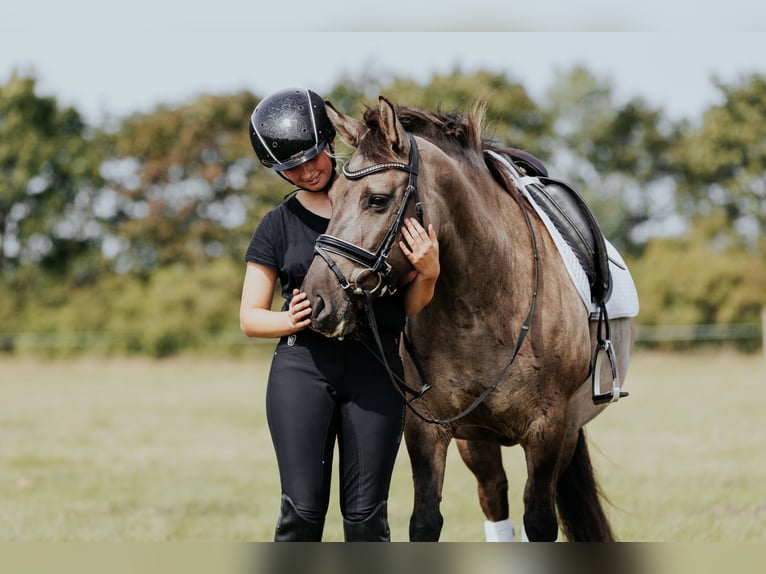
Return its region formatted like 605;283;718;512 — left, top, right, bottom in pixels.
265;328;405;524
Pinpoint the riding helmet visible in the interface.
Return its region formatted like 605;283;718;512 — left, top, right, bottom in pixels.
249;88;336;172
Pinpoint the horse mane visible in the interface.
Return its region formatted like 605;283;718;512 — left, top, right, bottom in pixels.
359;101;487;160
359;100;518;196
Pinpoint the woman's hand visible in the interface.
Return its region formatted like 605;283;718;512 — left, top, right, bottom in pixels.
287;289;313;331
399;218;440;280
399;218;440;316
241;264;314;338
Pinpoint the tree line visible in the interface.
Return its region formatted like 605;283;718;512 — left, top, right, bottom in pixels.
1;67;764;356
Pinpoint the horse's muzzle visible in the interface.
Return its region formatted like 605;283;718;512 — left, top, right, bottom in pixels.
308;293;356;338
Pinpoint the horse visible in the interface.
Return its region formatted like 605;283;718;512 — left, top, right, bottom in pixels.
300;95;636;542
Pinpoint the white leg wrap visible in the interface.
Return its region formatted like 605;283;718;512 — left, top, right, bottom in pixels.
484;518;516;542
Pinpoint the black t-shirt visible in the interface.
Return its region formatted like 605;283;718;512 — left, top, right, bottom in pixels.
245;195;328;303
244;195;406;333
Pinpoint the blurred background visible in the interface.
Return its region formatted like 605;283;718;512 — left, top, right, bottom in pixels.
1;4;765;547
2;23;765;354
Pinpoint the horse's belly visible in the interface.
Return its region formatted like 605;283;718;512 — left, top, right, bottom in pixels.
453;424;519;446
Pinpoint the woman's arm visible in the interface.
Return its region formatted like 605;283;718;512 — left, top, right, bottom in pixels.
239;262;312;338
399;218;440;317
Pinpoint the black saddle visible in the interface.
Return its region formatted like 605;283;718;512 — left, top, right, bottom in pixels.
502;151;611;305
504;148;550;179
529;177;611;304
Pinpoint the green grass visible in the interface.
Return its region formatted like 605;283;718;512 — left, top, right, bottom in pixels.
588;350;766;542
1;350;764;541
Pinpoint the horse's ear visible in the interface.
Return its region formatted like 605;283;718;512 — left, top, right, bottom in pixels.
378;96;409;156
325;100;364;147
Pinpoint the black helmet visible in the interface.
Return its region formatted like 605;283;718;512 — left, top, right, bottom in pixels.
249;88;336;172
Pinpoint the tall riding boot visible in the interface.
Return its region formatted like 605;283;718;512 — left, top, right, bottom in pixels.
274;494;325;541
343;501;391;542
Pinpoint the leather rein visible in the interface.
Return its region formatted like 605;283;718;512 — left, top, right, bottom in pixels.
312;135;540;426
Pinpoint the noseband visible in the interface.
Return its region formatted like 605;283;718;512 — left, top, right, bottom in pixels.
313;134;423;297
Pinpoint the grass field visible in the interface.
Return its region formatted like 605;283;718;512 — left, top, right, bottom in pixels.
1;349;764;542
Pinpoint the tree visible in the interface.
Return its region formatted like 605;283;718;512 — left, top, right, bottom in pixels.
101;91;266;273
0;73;103;273
671;74;766;251
633;210;766;333
543;66;680;255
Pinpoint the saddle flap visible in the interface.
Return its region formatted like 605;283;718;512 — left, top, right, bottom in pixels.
532;177;611;303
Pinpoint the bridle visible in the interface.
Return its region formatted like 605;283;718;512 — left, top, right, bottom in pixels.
312;134;423;298
311;133;432;401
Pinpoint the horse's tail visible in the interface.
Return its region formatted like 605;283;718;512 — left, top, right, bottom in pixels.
556;428;616;541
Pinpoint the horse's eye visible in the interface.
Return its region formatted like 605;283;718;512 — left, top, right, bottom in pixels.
367;194;391;209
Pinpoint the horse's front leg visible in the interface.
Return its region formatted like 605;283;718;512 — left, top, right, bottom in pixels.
404;413;452;541
521;414;566;542
456;438;515;541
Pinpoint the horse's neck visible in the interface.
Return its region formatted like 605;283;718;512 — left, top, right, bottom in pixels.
431;174;536;314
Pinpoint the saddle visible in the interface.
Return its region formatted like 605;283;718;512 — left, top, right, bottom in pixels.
531;180;611;303
501;150;627;405
503;150;610;303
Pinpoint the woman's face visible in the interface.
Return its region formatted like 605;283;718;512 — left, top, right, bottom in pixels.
282;149;334;191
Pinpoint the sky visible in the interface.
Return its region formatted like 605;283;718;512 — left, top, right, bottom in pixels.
2;2;766;126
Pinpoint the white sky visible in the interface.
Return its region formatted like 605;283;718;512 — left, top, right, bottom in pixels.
2;2;765;125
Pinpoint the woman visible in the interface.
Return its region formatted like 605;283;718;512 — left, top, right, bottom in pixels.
240;88;440;541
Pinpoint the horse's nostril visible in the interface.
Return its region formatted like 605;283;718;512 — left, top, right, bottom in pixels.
312;295;325;319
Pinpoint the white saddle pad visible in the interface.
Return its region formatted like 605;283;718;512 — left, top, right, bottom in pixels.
592;241;640;319
488;150;639;320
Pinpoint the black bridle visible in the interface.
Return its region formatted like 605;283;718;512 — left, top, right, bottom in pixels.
313;134;423;298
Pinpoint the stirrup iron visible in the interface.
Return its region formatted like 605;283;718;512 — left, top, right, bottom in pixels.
592;338;628;405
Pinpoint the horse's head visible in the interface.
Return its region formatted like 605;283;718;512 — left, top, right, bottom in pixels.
302;96;422;338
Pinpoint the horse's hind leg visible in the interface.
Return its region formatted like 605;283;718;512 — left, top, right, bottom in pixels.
521;416;566;542
404;415;451;541
456;439;515;541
